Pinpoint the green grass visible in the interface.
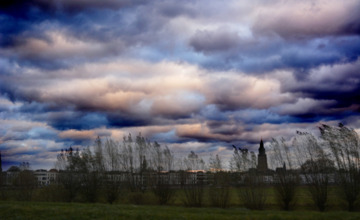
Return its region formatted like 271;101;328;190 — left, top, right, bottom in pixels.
0;201;359;220
1;185;351;211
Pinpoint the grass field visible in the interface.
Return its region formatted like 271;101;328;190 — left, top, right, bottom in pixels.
0;201;360;220
0;185;353;210
1;185;359;219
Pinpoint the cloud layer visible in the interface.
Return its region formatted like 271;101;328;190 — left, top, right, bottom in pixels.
0;0;359;169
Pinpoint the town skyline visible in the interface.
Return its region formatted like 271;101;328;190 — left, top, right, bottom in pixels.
1;0;360;170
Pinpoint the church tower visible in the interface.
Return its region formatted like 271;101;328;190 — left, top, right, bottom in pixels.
257;139;268;172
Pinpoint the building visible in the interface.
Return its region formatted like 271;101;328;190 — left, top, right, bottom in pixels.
2;168;58;186
34;169;58;186
257;139;268;172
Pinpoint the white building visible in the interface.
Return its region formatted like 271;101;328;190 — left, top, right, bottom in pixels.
34;169;58;186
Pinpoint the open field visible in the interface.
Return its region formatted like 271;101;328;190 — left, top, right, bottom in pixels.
0;185;354;211
1;201;360;220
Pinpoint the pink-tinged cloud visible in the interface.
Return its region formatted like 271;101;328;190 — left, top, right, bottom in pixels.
253;0;360;38
1;60;293;118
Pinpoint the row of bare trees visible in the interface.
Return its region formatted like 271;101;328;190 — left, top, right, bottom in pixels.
53;135;232;206
55;133;176;203
269;123;360;211
226;123;360;211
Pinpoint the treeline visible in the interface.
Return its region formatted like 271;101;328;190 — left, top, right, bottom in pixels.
272;123;360;212
226;123;360;211
55;134;176;204
0;124;360;212
0;133;211;206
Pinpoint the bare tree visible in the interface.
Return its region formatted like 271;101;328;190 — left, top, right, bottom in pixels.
150;172;175;205
94;136;105;171
294;131;334;211
103;139;122;204
209;171;231;208
241;171;268;210
149;142;176;205
163;145;174;171
182;171;204;207
269;138;299;210
231;146;267;210
136;134;148;192
320;123;360;211
184;151;206;171
56;145;103;203
230;147;256;172
151;141;163;172
104;139;120;171
115;133;176;204
121;133;149;192
182;151;205;207
79;146;103;203
56;147;82;202
208;154;231;208
209;154;222;171
15;162;36;201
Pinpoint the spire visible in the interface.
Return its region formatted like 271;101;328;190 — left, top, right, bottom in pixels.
257;139;268;172
258;139;265;156
259;139;264;150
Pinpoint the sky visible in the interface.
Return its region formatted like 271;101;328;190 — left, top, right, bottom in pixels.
0;0;360;170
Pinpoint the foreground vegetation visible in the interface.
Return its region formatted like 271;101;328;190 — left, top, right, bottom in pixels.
0;185;357;211
1;201;360;220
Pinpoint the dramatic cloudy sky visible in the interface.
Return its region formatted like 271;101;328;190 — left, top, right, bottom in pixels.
1;0;360;170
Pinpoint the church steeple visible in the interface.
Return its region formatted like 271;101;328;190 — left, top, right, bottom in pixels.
257;139;268;172
259;139;265;155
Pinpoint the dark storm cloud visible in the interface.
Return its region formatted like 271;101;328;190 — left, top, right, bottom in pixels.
0;1;51;21
0;0;150;46
0;81;25;103
0;0;147;15
18;101;73;114
288;61;360;100
0;77;44;103
232;109;294;125
1;126;57;142
156;1;197;18
45;112;108;130
276;58;360;121
0;0;153;70
188;31;354;74
279;49;339;72
275;37;360;76
0;30;127;70
330;37;360;62
206;120;243;136
189;28;241;53
107;113;152;128
2;160;19;169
